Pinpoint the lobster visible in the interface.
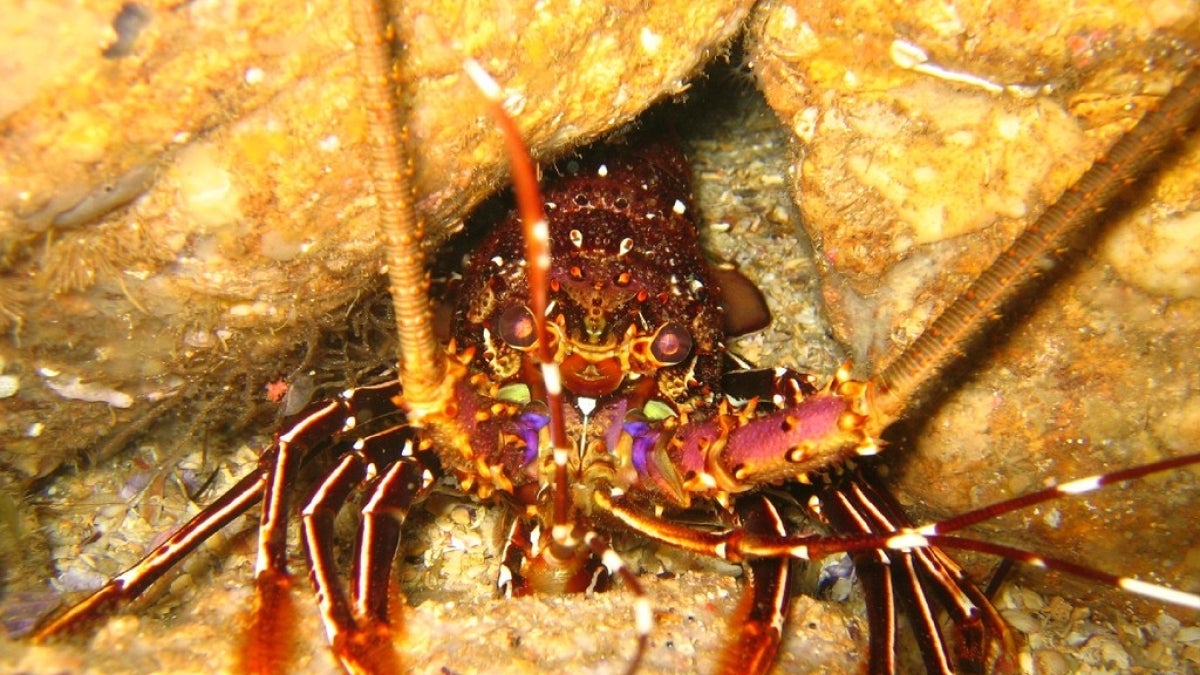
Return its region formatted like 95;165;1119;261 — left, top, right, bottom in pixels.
20;2;1200;673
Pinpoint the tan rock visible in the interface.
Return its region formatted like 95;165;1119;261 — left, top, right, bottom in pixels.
747;0;1199;635
0;0;753;478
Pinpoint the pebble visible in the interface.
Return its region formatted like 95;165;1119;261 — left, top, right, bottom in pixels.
1033;648;1071;675
1178;626;1200;643
450;506;472;526
0;374;18;398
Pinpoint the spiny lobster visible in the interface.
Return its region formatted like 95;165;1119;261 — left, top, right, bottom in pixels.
21;3;1200;674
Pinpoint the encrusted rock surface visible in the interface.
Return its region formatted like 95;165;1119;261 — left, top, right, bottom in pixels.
0;0;753;481
747;0;1199;637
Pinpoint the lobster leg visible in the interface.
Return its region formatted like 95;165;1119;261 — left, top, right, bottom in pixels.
31;382;398;647
497;517;536;598
914;547;1008;672
593;451;1200;596
350;442;436;625
862;469;1011;672
891;550;956;674
717;493;796;675
815;467;1011;674
29;470;267;641
853;548;898;674
243;407;335;672
303;452;374;642
580;531;652;674
243;382;403;672
301;425;431;674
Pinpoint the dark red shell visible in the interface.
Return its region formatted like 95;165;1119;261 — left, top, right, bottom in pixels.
454;134;727;409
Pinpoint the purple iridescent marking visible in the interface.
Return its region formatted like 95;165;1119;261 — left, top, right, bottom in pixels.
622;418;661;476
516;411;550;465
603;398;629;453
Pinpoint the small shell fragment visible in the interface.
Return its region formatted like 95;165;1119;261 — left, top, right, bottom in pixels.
43;376;134;408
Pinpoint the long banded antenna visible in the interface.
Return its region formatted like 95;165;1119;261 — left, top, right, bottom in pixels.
348;0;448;412
463;60;575;550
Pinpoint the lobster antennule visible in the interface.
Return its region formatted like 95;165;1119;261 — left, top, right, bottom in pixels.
463;58;575;550
595;449;1200;608
463;60;652;673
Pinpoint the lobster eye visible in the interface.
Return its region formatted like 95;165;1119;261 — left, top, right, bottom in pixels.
650;322;692;366
497;305;537;348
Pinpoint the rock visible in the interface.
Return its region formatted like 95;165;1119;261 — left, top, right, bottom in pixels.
0;0;753;479
746;0;1199;625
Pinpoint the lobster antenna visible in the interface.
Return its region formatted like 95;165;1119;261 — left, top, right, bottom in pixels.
885;533;1200;609
348;0;448;413
599;450;1200;608
871;63;1200;426
808;452;1200;609
463;60;575;549
915;451;1200;536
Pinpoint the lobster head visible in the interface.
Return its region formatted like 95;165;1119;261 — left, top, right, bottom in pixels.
454;136;728;415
